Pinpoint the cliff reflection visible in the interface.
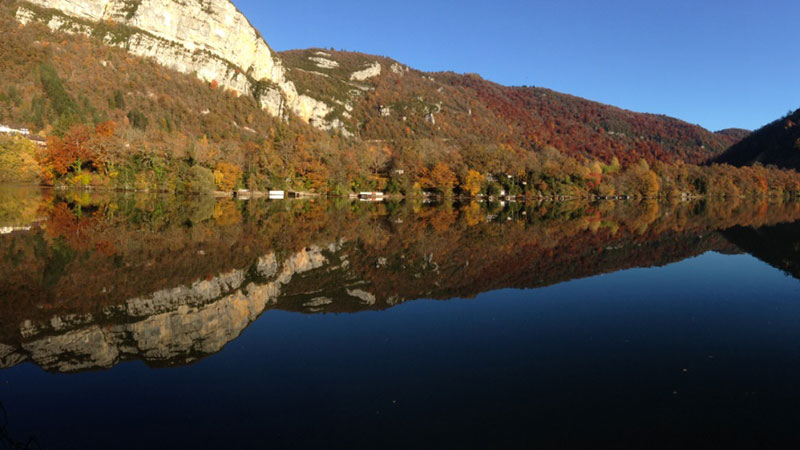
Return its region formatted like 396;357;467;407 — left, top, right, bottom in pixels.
1;186;800;372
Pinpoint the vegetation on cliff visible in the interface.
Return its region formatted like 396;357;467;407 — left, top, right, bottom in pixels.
281;48;747;165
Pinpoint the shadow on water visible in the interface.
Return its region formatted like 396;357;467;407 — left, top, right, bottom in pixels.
722;221;800;280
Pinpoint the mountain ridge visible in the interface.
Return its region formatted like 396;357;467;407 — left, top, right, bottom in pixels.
716;108;800;170
8;0;800;199
279;47;747;164
9;0;748;165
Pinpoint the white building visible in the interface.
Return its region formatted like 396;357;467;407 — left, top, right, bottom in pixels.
0;125;30;136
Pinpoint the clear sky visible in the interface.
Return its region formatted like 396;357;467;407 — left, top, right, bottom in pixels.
233;0;800;132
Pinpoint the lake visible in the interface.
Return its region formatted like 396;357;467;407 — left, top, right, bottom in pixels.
1;186;800;448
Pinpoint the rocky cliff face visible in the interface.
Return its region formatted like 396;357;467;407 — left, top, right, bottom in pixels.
15;0;338;130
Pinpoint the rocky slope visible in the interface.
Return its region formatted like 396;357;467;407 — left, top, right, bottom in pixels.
280;48;749;164
15;0;338;129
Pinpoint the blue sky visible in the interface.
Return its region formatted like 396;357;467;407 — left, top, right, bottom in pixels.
234;0;800;131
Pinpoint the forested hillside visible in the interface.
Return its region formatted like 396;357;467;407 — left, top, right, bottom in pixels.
281;48;746;165
3;1;799;199
716;108;800;170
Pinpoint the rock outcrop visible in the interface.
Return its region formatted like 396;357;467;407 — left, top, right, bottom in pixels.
350;61;382;81
15;0;338;130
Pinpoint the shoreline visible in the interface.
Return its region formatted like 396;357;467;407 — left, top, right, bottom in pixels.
7;183;798;203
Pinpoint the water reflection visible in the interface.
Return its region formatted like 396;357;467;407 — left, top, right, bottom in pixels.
2;185;800;373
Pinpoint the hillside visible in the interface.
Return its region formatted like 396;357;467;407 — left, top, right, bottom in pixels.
715;128;752;141
5;0;800;199
12;0;334;125
2;0;747;168
0;0;350;192
715;108;800;170
280;48;746;165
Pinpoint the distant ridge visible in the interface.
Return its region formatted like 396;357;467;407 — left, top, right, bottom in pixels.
281;48;748;164
715;128;751;142
716;108;800;170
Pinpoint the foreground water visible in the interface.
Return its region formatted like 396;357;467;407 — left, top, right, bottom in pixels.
1;186;800;448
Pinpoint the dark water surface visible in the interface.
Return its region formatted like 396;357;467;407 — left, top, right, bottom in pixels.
1;186;800;448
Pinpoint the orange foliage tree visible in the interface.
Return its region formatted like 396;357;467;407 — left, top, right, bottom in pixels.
426;162;458;196
42;125;99;177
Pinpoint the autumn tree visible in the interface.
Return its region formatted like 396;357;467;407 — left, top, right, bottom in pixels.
617;159;660;197
213;161;242;191
43;124;97;177
426;162;458;196
463;169;484;197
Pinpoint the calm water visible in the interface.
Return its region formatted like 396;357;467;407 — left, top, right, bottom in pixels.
1;186;800;448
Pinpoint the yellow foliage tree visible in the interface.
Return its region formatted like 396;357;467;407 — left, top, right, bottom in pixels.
0;136;41;183
213;162;242;191
463;170;484;197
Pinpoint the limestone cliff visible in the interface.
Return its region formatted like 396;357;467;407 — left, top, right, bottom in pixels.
15;0;338;130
